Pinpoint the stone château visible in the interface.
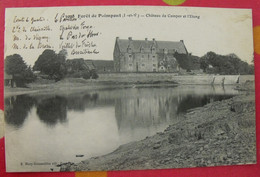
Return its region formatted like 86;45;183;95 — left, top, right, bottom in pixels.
113;37;188;72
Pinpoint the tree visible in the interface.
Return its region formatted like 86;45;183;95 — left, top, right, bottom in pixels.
90;69;99;79
200;57;208;72
65;59;99;80
174;53;192;71
200;51;253;75
5;54;35;87
58;49;68;61
33;49;67;81
5;54;27;76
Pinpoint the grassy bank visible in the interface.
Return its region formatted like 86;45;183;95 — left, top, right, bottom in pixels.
60;82;256;171
5;74;254;97
5;77;179;97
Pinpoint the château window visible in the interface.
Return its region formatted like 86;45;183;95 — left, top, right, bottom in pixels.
142;64;145;67
129;54;132;58
129;63;133;67
127;46;132;53
153;64;156;67
140;47;144;53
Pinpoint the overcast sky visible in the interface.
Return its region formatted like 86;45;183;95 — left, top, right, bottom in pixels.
5;6;254;66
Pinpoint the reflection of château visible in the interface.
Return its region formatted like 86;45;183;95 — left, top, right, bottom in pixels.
113;37;188;72
5;87;234;131
114;88;181;130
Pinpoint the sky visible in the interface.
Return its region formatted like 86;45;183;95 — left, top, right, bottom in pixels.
5;6;254;66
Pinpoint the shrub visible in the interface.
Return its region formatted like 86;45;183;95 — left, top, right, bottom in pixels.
90;70;99;79
82;71;91;80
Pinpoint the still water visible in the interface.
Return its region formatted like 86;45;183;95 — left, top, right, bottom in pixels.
5;85;239;171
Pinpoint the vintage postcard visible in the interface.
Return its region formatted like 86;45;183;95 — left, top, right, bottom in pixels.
4;6;256;172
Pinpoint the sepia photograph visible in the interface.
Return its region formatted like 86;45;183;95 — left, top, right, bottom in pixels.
4;6;256;172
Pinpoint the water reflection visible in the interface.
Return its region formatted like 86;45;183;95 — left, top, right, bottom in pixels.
37;96;68;126
5;93;108;127
5;86;237;129
5;95;35;128
114;90;180;130
4;85;239;171
66;93;95;111
176;94;233;114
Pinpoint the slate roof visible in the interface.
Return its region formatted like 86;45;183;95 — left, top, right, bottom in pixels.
92;60;114;71
116;38;188;54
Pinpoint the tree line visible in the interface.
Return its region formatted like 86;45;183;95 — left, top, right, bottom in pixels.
5;49;98;87
199;52;254;75
174;51;254;75
5;50;254;88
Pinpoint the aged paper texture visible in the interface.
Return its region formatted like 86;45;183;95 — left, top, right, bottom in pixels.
4;6;256;172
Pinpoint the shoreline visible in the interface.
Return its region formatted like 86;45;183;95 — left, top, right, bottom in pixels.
59;82;256;171
4;80;179;97
4;74;254;97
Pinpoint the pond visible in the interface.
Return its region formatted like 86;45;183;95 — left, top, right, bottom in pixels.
4;85;239;172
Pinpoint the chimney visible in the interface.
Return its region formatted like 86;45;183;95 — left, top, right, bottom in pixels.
128;37;132;41
145;38;148;41
152;38;156;44
116;37;119;41
180;40;184;43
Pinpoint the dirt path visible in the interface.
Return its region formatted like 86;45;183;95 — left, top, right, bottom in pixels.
60;90;256;171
